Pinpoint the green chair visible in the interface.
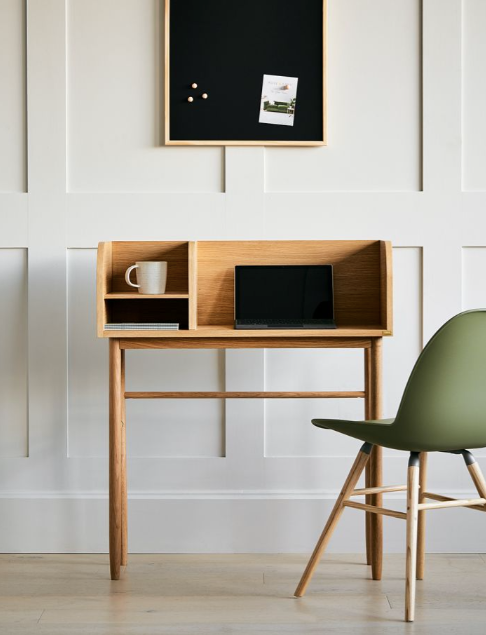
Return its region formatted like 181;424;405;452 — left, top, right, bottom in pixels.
294;310;486;622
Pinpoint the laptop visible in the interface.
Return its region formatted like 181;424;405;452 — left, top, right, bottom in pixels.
234;265;336;329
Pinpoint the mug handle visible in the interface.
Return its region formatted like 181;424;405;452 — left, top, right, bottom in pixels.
125;264;140;288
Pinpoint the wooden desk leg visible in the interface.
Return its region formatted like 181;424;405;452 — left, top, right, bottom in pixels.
369;338;383;581
121;349;128;567
109;339;122;580
364;348;372;566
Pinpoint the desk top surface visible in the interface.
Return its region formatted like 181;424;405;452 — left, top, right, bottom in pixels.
106;325;389;339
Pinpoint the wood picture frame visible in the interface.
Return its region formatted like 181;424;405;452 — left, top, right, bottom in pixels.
164;0;327;146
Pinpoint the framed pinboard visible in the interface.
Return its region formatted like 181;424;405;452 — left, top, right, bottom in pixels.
164;0;327;146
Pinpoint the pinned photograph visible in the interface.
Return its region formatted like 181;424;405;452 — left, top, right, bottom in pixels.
259;74;298;127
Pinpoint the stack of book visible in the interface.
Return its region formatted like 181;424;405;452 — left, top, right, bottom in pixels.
104;323;179;331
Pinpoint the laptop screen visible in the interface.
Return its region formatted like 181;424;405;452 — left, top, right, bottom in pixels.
235;265;334;321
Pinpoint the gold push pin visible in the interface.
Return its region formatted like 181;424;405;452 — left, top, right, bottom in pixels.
191;82;198;89
284;84;291;90
202;93;208;99
187;96;194;102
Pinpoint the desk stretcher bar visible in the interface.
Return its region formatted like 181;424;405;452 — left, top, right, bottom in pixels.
125;391;366;399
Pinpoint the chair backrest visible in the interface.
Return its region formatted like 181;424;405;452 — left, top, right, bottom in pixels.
394;310;486;451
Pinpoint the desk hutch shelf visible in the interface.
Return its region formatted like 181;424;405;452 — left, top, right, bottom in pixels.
97;240;392;338
97;241;196;334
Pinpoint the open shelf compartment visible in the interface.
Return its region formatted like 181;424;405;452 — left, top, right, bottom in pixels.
97;241;197;336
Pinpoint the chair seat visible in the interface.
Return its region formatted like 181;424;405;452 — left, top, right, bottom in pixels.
312;417;400;448
313;415;486;452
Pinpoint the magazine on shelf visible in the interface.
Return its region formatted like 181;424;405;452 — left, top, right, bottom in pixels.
104;323;179;331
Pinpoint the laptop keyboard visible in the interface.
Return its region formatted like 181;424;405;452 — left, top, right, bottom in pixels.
238;319;304;325
236;319;336;328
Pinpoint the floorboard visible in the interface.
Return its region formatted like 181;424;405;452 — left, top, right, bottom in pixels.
1;554;485;634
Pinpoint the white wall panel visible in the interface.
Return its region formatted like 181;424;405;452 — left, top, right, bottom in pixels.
463;0;486;191
67;249;225;458
382;247;422;418
0;0;26;192
67;0;223;193
462;247;486;309
462;247;486;460
126;350;225;458
0;249;28;457
265;0;422;193
67;249;108;457
264;350;364;457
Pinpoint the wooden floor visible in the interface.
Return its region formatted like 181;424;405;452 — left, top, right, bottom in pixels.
1;553;486;634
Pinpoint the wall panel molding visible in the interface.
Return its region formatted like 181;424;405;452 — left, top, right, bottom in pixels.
0;0;27;193
0;194;29;246
462;0;486;191
0;249;28;457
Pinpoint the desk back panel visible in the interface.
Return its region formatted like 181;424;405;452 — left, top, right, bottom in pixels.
111;242;189;293
196;241;387;328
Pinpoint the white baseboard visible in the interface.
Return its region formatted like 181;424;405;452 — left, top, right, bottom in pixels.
0;488;480;499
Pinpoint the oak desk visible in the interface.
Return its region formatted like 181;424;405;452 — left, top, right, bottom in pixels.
97;240;393;582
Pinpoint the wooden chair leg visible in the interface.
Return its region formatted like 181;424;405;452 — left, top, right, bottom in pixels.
405;452;420;622
365;464;372;565
294;443;373;598
416;452;427;580
465;451;486;499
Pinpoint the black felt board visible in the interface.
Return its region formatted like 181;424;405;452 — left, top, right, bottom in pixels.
167;0;325;144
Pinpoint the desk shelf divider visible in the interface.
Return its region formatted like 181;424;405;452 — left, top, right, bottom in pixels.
188;241;198;330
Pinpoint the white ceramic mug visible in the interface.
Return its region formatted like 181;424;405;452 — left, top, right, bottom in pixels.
125;261;168;294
